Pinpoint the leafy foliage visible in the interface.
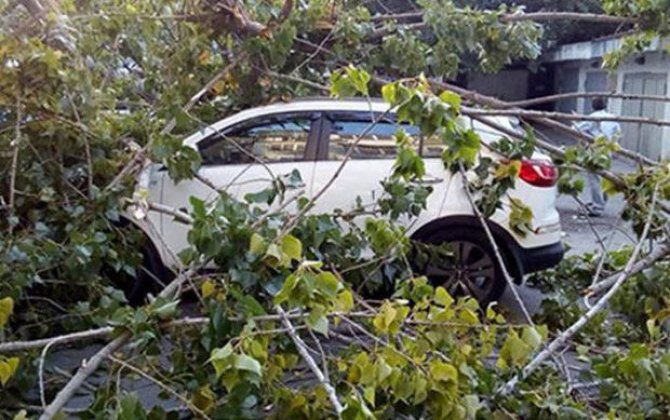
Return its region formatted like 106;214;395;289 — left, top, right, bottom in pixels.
1;0;669;418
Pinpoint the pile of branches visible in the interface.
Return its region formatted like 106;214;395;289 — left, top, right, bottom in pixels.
2;0;670;418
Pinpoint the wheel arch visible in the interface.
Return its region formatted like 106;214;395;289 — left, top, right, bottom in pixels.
410;215;525;283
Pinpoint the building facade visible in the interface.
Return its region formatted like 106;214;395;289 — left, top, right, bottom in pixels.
545;36;670;160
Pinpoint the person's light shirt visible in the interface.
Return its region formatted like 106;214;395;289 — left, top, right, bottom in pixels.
575;110;621;142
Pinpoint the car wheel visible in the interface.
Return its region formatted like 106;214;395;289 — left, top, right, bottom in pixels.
414;227;507;306
104;228;171;306
124;245;169;306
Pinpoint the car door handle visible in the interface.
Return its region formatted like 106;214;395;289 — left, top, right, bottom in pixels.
411;175;443;185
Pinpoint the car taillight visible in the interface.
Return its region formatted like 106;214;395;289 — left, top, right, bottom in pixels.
519;159;558;187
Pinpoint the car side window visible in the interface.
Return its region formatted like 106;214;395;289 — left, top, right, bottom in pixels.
325;112;442;160
199;114;314;165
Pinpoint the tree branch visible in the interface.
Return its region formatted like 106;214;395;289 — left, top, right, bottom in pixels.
463;107;670;128
370;11;634;25
274;305;344;415
39;331;131;420
497;183;661;397
458;164;534;324
104;54;246;193
507;91;670;108
39;263;203;418
7;93;21;233
586;241;670;295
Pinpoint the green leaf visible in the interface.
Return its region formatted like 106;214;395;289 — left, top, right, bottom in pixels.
0;357;19;386
521;326;543;350
151;299;179;320
439;90;461;111
274;274;300;304
235;354;262;377
210;343;234;378
201;280;216;299
249;233;266;255
308;315;329;336
315;272;341;297
497;330;531;369
264;243;283;266
434;287;454;307
335;289;354;311
0;297;14;329
430;361;458;383
382;83;398;104
116;392;145;420
281;234;302;261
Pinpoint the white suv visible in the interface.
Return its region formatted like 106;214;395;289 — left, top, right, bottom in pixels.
129;98;563;304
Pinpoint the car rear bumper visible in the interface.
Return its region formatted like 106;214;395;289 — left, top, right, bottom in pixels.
517;241;565;274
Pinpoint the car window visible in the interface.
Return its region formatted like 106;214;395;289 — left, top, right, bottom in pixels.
325;112;442;160
199;114;314;165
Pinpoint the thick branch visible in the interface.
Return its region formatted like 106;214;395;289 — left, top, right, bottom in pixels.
507;91;670;108
39;331;131;420
498;186;661;397
587;241;670;295
464;108;670;128
275;305;344;415
429;79;660;166
39;264;202;418
370;11;634;25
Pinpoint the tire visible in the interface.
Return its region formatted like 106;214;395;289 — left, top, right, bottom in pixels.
413;227;507;306
124;244;169;306
104;225;171;306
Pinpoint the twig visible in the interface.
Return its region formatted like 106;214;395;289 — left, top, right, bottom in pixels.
278;102;404;236
458;163;534;324
467;114;670;216
108;355;211;419
147;201;194;224
104;56;245;193
274;305;344;415
265;70;330;93
8;93;21;232
66;91;94;200
497;183;661;397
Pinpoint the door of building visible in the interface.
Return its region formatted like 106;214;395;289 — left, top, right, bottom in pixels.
621;72;667;160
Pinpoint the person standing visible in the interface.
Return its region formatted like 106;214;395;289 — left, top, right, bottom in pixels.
575;97;621;217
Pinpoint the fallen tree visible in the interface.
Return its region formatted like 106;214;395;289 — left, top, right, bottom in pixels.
2;0;670;418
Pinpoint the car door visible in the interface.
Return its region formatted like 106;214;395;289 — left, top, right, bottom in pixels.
159;111;322;259
311;111;452;232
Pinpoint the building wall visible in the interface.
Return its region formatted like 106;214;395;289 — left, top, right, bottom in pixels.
467;69;529;102
553;51;670;160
